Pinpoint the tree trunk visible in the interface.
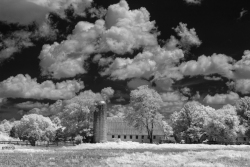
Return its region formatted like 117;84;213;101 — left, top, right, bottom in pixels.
149;138;153;143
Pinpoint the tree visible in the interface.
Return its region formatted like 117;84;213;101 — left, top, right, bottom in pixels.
14;114;57;146
125;85;163;143
58;90;103;140
161;120;173;138
60;103;91;139
235;97;250;138
204;105;240;142
170;101;212;143
0;120;12;134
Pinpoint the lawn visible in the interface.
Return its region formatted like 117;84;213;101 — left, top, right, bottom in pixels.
1;142;250;167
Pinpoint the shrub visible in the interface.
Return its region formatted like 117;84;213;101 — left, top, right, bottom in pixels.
14;114;57;146
75;135;83;145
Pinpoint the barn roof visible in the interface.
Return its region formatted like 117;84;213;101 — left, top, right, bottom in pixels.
107;117;165;136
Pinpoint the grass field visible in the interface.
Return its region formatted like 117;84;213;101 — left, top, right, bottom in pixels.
1;142;250;167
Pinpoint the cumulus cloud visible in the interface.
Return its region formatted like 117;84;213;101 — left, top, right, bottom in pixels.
184;0;202;5
179;53;234;78
39;20;104;78
203;92;239;105
204;76;222;81
0;21;57;61
233;50;250;79
88;6;107;19
0;0;93;25
0;74;84;100
39;0;160;79
0;31;34;60
100;0;158;54
174;22;201;49
15;101;49;110
234;79;250;94
102;47;184;80
160;91;188;115
127;78;150;89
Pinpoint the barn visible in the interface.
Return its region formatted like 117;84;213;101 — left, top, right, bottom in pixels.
106;117;166;143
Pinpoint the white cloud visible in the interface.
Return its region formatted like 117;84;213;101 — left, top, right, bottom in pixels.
38;0;161;79
0;0;93;25
234;79;250;94
0;21;57;61
39;20;104;78
203;92;239;105
38;0;183;80
0;31;34;60
160;91;188;114
15;101;49;110
0;74;84;100
179;54;234;78
233;50;250;79
88;6;107;19
174;22;201;48
154;78;174;92
102;57;156;80
99;0;158;54
102;47;184;80
204;76;222;81
184;0;202;5
161;92;188;102
127;78;150;89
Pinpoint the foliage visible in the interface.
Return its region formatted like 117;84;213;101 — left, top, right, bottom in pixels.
60;103;91;138
235;97;250;122
171;102;241;143
13;114;58;145
0;119;13;134
64;90;102;109
161;120;173;137
57;90;105;139
204;105;240;142
9;125;18;138
74;135;83;145
54;128;65;141
52;117;62;127
170;101;212;142
235;97;250;137
125;85;163;143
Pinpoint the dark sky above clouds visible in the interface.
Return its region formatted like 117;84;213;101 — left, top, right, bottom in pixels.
0;0;250;120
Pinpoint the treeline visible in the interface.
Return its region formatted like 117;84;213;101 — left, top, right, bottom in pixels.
1;85;250;145
0;87;115;146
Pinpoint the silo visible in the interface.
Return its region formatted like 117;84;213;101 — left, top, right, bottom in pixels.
93;101;107;143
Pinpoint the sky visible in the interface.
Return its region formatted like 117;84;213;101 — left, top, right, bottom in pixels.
0;0;250;120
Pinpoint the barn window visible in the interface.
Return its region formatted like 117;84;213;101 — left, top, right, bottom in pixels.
148;136;150;139
153;136;156;139
118;135;120;138
112;135;115;138
244;137;246;141
130;135;133;139
142;136;144;139
136;135;138;139
124;135;126;139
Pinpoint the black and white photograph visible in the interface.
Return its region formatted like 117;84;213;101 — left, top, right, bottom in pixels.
0;0;250;166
